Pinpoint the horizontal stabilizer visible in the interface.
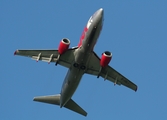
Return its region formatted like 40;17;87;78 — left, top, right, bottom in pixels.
33;94;87;116
33;94;60;105
64;98;87;116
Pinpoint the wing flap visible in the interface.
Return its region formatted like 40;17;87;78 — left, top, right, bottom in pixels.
101;66;137;91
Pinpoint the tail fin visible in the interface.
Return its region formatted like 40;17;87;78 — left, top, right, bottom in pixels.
33;94;87;116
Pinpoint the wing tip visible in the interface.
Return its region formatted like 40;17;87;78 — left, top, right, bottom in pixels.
14;50;19;55
135;86;138;92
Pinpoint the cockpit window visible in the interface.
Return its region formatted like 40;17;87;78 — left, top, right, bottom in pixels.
92;12;96;19
87;16;93;28
88;16;93;23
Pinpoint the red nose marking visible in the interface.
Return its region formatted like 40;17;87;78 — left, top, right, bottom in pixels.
78;27;88;47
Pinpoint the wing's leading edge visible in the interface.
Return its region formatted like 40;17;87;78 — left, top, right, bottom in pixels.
86;52;137;91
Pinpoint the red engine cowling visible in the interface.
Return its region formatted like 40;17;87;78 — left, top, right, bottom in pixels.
100;51;112;67
58;38;70;54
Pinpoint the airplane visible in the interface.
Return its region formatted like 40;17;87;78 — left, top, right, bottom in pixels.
14;8;137;116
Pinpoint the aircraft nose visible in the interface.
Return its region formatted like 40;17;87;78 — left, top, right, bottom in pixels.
97;8;104;23
89;8;104;28
97;8;104;20
98;8;104;15
92;8;104;19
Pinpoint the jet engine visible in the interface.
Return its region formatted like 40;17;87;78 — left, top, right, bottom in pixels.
58;38;70;54
100;51;112;67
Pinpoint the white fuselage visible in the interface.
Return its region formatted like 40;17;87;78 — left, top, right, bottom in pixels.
60;8;104;107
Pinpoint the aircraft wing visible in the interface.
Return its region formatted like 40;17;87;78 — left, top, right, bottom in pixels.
14;47;77;68
85;52;137;91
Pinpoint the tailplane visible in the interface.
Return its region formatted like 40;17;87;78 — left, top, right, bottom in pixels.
33;94;87;116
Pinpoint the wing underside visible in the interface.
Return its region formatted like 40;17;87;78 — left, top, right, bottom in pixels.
86;52;137;91
14;48;137;91
14;47;78;68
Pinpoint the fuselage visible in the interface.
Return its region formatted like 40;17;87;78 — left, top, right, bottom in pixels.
60;8;104;107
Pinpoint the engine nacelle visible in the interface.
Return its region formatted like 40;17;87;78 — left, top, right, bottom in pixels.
58;38;70;54
100;51;112;67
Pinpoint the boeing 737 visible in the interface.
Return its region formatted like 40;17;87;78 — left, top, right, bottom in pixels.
14;8;137;116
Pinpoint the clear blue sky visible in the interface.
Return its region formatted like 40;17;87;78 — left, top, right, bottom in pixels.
1;1;167;119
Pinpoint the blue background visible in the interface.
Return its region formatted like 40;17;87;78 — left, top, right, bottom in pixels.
1;1;167;119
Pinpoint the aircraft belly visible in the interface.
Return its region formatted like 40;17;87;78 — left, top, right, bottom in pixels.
61;67;84;106
60;24;102;107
